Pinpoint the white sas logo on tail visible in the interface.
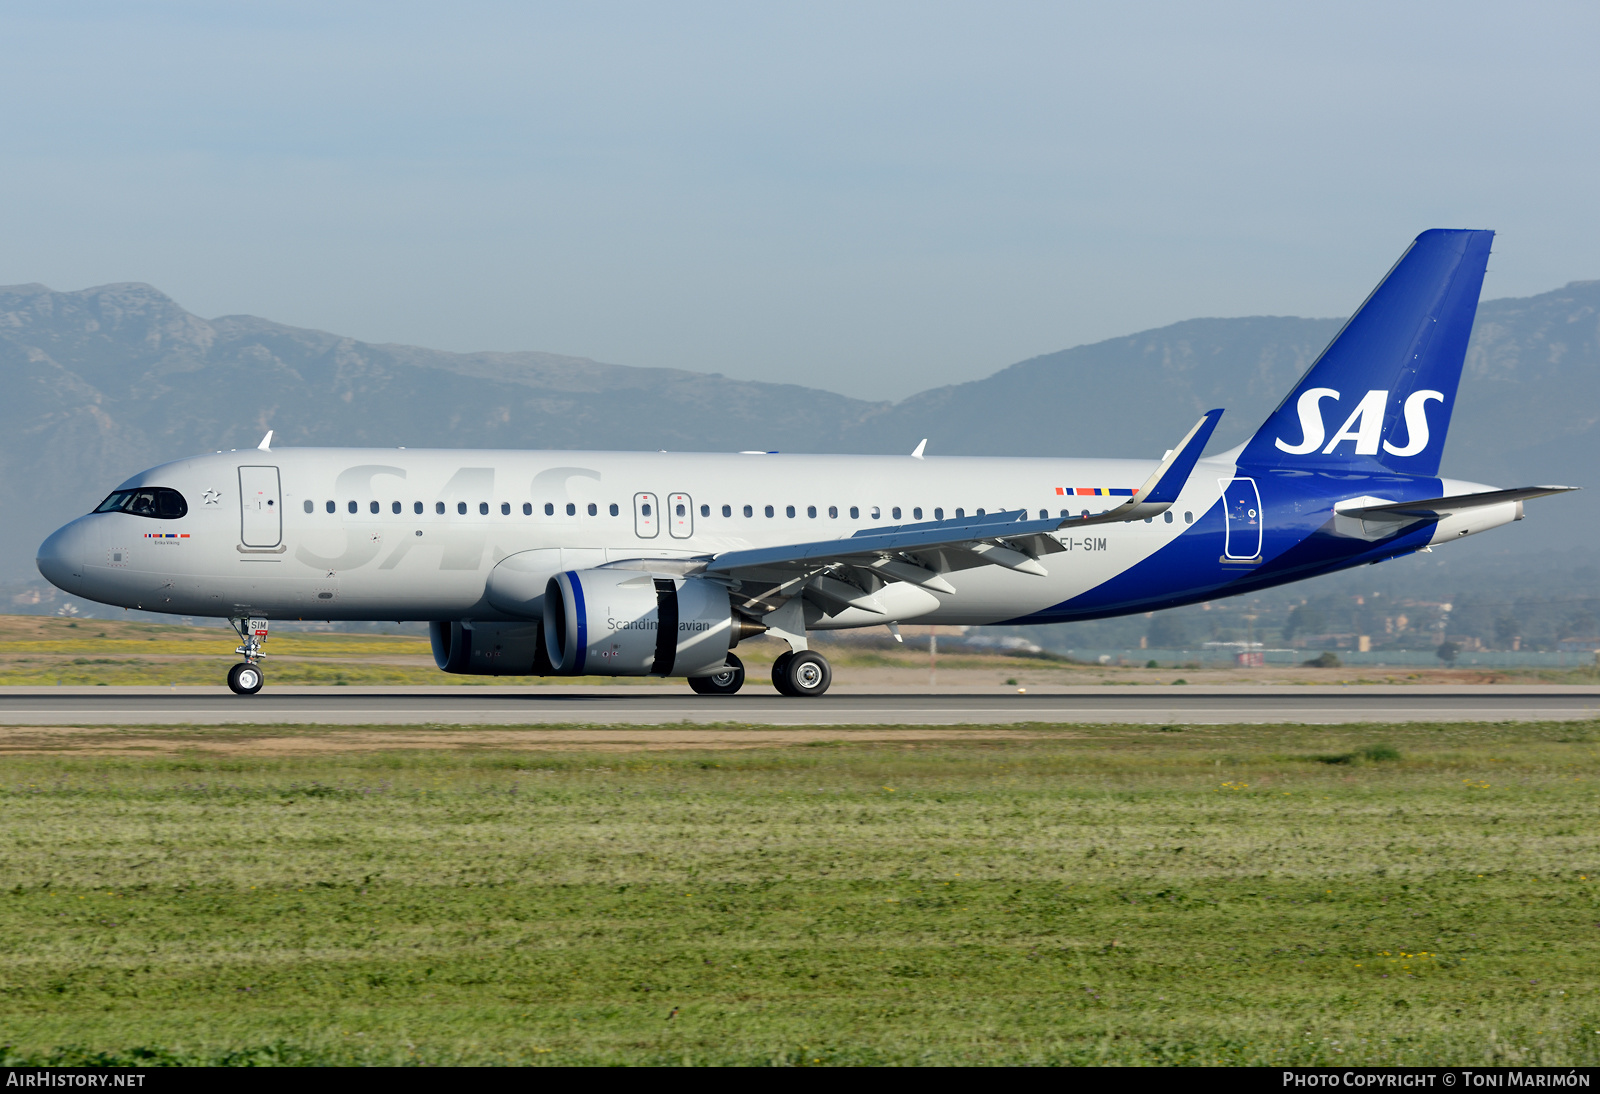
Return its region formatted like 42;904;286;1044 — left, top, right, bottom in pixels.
1274;388;1443;457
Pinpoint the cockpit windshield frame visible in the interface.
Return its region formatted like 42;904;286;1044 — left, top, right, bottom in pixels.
94;488;189;520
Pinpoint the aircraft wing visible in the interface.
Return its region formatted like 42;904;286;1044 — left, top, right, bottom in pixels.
687;410;1229;620
1336;485;1578;522
705;508;1068;590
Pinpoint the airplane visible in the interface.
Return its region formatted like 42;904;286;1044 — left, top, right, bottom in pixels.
34;229;1575;697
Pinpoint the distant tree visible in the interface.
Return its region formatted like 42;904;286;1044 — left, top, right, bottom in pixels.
1283;603;1328;643
1302;651;1341;668
1146;612;1193;649
1436;641;1460;665
1494;614;1521;649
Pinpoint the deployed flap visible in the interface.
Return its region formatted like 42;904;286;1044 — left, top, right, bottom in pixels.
1065;409;1223;527
1336;485;1577;522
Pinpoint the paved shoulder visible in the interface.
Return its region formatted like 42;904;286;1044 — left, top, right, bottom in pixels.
0;686;1592;726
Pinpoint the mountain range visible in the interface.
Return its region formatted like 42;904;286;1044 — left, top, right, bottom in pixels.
1;278;1594;582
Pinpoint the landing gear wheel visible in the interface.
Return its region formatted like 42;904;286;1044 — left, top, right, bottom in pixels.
771;650;797;696
689;654;745;695
780;651;832;697
227;663;264;696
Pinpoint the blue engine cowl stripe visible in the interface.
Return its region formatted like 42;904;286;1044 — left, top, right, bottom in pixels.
568;570;587;675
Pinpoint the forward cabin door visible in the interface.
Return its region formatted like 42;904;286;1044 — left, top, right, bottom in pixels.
1221;476;1262;560
238;466;282;547
634;492;659;538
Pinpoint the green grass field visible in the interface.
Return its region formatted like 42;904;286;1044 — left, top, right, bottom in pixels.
3;718;1600;1066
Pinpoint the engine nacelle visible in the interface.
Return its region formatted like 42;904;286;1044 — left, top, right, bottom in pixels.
430;620;552;675
543;569;741;677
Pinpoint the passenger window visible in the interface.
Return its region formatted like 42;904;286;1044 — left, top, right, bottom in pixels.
303;499;313;513
743;505;753;517
806;505;816;518
976;508;985;517
544;503;554;516
913;507;922;520
828;505;838;518
457;502;467;515
934;508;944;520
475;502;486;515
348;501;358;514
435;502;445;515
785;505;795;518
1059;509;1068;518
523;503;532;516
871;506;881;519
891;507;901;520
326;500;335;514
849;506;859;519
560;503;572;516
366;501;376;514
392;501;402;514
676;503;686;517
588;503;598;516
1144;516;1153;524
764;505;774;518
642;503;652;517
501;502;511;515
414;501;423;515
955;508;964;519
721;504;732;517
1040;509;1048;520
1183;511;1193;524
610;503;619;516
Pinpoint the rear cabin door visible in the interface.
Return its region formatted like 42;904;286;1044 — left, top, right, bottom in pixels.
1221;476;1262;560
668;493;693;538
634;492;659;538
238;466;282;547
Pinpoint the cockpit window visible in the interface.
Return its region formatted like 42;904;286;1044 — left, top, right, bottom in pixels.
94;488;188;519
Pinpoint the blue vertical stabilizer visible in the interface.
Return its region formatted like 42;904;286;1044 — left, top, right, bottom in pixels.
1238;228;1493;477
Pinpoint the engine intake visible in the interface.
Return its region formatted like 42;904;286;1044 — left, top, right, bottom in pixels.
543;569;744;677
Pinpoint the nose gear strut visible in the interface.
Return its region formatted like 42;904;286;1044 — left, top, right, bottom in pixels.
227;617;269;695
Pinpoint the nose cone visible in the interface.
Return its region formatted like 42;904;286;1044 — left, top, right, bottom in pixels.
37;517;96;594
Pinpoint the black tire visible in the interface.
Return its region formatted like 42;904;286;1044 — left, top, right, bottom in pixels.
227;662;264;696
770;650;797;696
689;654;745;695
781;650;832;697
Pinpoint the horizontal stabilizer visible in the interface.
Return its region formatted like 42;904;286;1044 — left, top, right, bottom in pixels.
1335;485;1577;522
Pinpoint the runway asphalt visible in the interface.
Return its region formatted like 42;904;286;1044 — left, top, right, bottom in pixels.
0;685;1595;725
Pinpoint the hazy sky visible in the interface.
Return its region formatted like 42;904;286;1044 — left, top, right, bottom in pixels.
3;2;1597;401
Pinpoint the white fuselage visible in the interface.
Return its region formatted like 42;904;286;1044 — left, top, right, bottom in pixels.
41;446;1232;625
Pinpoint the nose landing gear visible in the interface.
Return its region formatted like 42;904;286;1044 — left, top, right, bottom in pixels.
227;617;269;696
227;662;264;695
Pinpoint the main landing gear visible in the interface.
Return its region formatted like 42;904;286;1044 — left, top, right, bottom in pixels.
688;653;746;695
683;649;834;697
770;650;832;697
227;617;269;696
